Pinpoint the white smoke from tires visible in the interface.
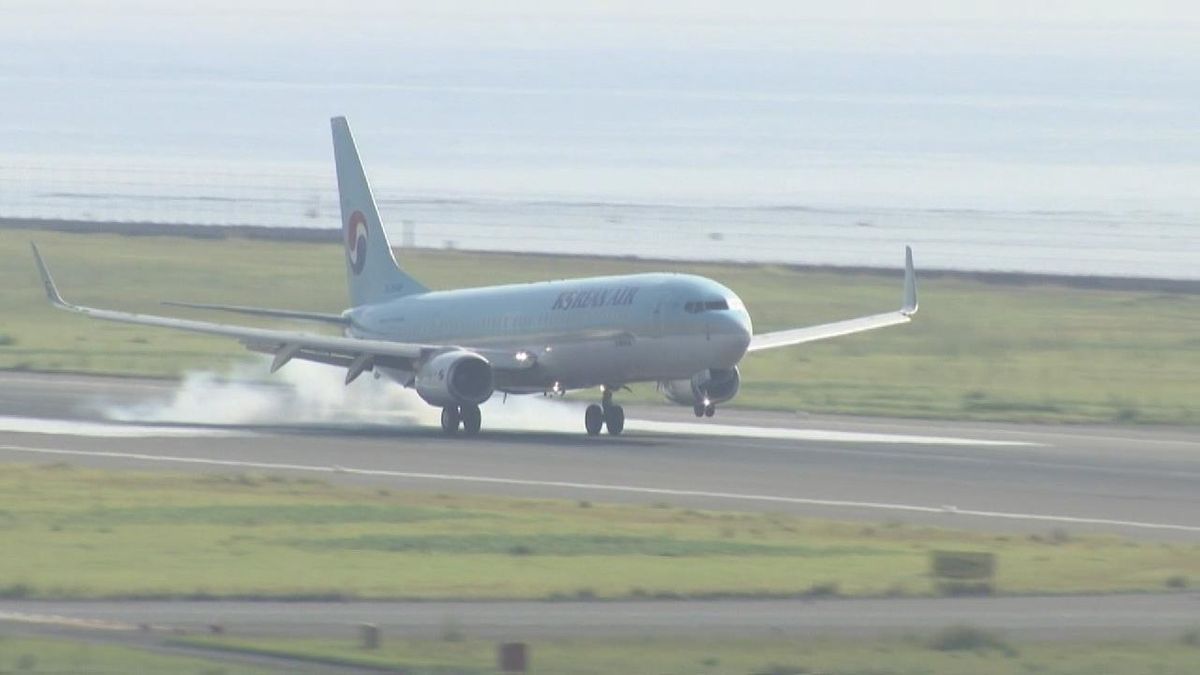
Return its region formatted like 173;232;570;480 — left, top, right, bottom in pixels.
100;358;586;433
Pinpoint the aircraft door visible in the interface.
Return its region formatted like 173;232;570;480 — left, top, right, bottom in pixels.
651;292;668;339
650;290;679;339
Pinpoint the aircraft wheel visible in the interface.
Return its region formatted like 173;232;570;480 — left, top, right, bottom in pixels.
693;404;705;418
604;404;625;435
460;404;482;435
584;404;604;436
704;403;716;418
440;406;461;435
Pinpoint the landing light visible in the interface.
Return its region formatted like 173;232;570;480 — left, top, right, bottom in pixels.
515;351;530;363
703;397;712;407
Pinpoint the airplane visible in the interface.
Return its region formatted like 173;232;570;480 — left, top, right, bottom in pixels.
31;116;918;437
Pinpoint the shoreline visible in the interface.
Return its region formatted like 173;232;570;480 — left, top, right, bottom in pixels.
5;216;1198;295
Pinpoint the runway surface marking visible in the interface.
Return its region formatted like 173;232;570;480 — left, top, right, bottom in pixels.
4;443;1199;534
625;419;1038;446
1;407;1036;446
0;611;136;632
0;416;246;439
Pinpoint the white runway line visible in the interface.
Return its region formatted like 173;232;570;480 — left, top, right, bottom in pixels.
0;416;246;439
626;419;1038;446
2;444;1198;534
1;409;1035;446
0;610;136;631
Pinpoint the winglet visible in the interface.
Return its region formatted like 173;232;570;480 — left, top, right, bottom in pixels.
30;243;69;308
901;245;918;316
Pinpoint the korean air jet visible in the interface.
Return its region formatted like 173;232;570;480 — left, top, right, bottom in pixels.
31;117;918;436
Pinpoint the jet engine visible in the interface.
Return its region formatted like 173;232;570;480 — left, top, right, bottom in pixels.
661;367;740;406
414;350;494;407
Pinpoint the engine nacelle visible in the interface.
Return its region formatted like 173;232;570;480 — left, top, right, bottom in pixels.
414;350;494;407
661;367;740;407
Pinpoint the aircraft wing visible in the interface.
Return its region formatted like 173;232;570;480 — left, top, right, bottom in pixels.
747;247;918;352
31;244;532;382
162;301;350;326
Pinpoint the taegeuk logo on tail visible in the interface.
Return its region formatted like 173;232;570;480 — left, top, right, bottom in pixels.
346;210;368;275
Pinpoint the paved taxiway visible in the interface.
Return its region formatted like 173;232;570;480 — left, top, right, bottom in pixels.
0;371;1197;539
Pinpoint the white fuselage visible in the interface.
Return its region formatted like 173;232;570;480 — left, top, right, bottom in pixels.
345;272;752;393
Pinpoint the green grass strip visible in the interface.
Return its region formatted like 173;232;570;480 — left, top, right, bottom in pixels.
174;633;1200;675
2;465;1198;601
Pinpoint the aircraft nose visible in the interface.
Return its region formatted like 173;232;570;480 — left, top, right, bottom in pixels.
733;312;752;351
713;311;752;360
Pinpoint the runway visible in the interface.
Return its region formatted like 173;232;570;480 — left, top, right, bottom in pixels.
5;594;1200;640
1;371;1198;539
2;370;1200;645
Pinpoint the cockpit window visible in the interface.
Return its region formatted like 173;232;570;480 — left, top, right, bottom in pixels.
685;298;739;313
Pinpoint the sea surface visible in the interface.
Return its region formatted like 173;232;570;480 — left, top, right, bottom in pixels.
1;28;1197;278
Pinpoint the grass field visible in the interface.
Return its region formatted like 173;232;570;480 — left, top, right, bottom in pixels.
3;632;1197;675
177;632;1200;675
0;635;271;674
2;230;1199;424
2;464;1197;601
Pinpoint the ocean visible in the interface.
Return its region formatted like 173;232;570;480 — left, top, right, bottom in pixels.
2;29;1197;279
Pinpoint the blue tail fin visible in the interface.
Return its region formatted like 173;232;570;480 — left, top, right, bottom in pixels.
331;116;428;306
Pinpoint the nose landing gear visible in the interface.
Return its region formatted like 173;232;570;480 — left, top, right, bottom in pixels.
693;401;716;418
585;386;625;436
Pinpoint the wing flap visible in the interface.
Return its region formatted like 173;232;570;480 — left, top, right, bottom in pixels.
68;302;426;360
163;301;349;325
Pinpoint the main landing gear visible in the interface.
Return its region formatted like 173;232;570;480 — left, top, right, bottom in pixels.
585;387;625;436
440;404;482;436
